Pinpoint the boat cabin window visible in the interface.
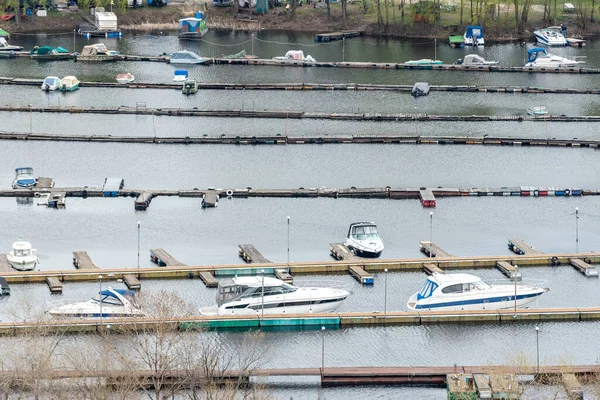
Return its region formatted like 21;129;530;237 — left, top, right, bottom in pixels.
13;249;30;257
417;279;438;300
351;225;379;240
92;294;124;306
441;284;464;294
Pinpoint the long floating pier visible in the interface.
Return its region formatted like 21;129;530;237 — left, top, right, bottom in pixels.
5;76;600;94
3;131;600;150
4;105;600;123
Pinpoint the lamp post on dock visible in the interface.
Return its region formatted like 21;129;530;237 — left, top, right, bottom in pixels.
342;37;345;62
575;207;579;253
261;269;265;319
28;105;32;133
384;268;388;317
99;274;103;324
137;221;141;268
251;33;254;56
287;216;290;267
429;212;433;257
535;326;540;374
321;326;326;372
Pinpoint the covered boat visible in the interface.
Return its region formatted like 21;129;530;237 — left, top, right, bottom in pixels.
456;54;498;66
407;273;547;311
525;47;585;68
59;76;80;92
77;43;119;61
116;72;135;84
30;45;71;60
343;222;384;258
464;25;484;46
48;288;145;318
405;59;442;66
534;27;567;46
41;76;61;91
178;13;208;39
173;69;188;82
169;50;211;65
448;35;465;48
272;50;316;62
411;82;430;97
12;167;35;188
0;37;22;51
200;276;349;316
6;240;39;271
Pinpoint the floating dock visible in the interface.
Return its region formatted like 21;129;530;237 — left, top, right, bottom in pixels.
330;243;360;261
419;189;436;208
496;261;522;281
201;190;218;208
562;373;583;399
149;249;186;267
123;274;141;290
45;276;62;293
0;254;11;272
134;191;154;211
103;178;124;197
35;177;55;189
348;266;373;285
569;258;599;277
508;238;542;255
420;241;453;258
314;30;362;42
423;263;444;275
238;244;271;264
73;251;99;269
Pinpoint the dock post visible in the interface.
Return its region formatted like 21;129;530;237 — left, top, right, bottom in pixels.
575;207;579;253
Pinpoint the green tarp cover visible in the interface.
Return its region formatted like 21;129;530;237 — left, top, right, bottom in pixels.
0;28;8;38
448;35;464;43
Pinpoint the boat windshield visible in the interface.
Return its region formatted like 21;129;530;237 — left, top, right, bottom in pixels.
471;280;491;290
92;294;124;306
174;52;195;59
417;279;438;300
352;225;379;240
217;282;297;306
13;249;30;257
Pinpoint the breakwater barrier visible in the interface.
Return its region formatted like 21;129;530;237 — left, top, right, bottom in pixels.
1;131;598;149
1;308;600;335
2;105;599;123
2;77;600;94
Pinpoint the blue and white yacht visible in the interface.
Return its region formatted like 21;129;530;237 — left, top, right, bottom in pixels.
48;288;145;318
407;273;547;311
463;25;484;46
11;167;35;188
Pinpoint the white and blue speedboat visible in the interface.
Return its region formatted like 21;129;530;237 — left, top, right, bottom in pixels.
407;273;547;311
11;167;35;188
534;28;567;46
344;222;384;258
463;25;484;46
48;288;145;318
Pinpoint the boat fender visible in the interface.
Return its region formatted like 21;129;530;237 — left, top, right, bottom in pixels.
565;189;571;196
34;192;40;198
226;189;233;196
187;272;194;279
551;256;559;266
82;189;88;199
533;190;539;197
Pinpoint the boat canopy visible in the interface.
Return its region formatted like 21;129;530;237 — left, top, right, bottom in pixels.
80;43;109;56
465;25;483;39
15;167;33;173
174;69;189;78
527;47;547;62
178;17;206;35
93;289;134;305
172;51;201;60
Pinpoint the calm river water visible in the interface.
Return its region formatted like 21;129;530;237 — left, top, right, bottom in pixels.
1;31;599;398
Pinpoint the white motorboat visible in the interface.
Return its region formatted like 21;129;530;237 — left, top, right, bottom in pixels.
41;76;60;91
457;54;498;66
343;222;384;258
173;69;188;82
525;47;585;68
534;28;567;46
6;240;39;271
463;25;484;46
0;37;22;51
405;59;442;66
527;105;549;116
200;276;350;316
48;287;145;318
116;72;135;84
169;50;211;65
407;273;547;311
11;167;36;188
58;76;80;92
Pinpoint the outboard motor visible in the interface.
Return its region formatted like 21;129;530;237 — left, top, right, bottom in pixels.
455;58;463;65
44;84;49;92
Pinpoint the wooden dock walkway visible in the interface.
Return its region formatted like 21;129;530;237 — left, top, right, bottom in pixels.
419;241;453;258
419;189;436;208
150;249;186;267
0;254;11;272
330;243;360;261
45;277;62;294
198;271;218;287
314;30;362;42
201;190;218;208
134;191;154;211
35;177;55;189
508;238;543;255
123;274;141;290
348;266;373;285
569;258;599;277
238;244;271;264
496;261;522;281
423;263;444;275
73;252;99;269
562;373;583;400
4;131;600;151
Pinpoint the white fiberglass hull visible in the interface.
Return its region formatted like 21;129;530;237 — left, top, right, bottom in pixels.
7;256;37;271
48;303;144;318
407;286;546;311
344;239;384;258
534;31;567;46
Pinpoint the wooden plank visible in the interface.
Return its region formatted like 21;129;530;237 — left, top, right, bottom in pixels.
199;271;218;288
562;373;583;400
349;266;373;285
508;238;543;255
73;252;99;269
330;243;360;261
473;373;492;399
569;258;599;277
238;244;271;264
423;263;444;275
201;191;219;208
419;189;436;208
123;274;141;290
419;241;453;258
0;255;12;272
35;177;55;189
46;276;63;293
274;268;293;283
150;249;186;267
496;261;522;281
134;191;154;211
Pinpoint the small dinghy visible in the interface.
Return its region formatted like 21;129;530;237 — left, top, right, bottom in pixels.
116;72;135;84
412;82;430;97
527;105;549;116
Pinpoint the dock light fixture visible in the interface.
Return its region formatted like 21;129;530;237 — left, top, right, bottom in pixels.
321;326;326;372
261;269;265;318
287;216;290;267
575;207;579;253
137;221;141;268
384;268;388;317
535;326;540;374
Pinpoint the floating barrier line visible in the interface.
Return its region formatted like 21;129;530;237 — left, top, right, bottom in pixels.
2;77;600;94
1;105;600;122
0;131;599;149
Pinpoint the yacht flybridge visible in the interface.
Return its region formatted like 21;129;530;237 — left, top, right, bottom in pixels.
200;276;350;316
407;273;547;311
344;222;384;258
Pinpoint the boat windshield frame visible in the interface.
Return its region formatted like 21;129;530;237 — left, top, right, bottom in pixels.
350;225;380;241
417;279;439;300
92;293;125;306
13;248;31;257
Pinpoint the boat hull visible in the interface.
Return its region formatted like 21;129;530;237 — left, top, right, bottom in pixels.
534;32;567;46
7;258;37;271
407;290;545;311
206;298;347;316
178;27;208;40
